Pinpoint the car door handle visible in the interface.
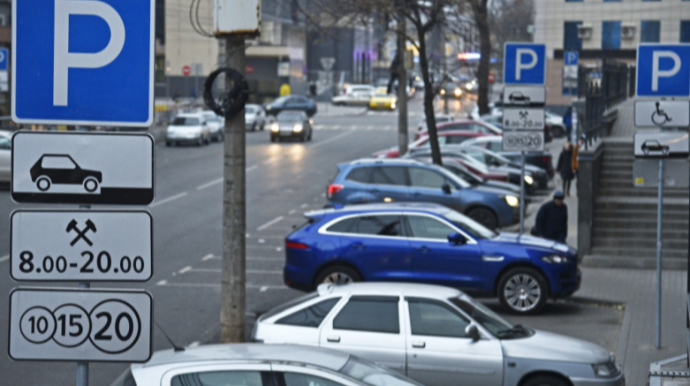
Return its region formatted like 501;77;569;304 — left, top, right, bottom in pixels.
414;246;430;253
412;341;425;348
327;335;341;343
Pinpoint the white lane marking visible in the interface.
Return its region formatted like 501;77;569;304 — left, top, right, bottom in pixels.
288;209;296;214
0;255;8;263
157;280;167;286
202;254;216;261
189;268;221;273
188;341;200;348
310;130;353;149
246;165;259;172
197;178;223;190
366;126;374;130
349;125;357;130
300;203;308;208
257;216;284;231
179;266;192;274
332;125;341;130
149;192;188;208
260;286;268;292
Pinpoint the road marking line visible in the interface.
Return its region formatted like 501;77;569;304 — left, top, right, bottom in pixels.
310;130;354;149
366;126;374;130
149;192;188;208
332;125;341;130
0;255;8;263
260;286;268;292
257;216;284;231
197;178;223;190
300;203;308;208
188;341;200;347
189;268;221;273
157;280;167;286
246;165;259;172
202;254;216;261
179;266;192;274
288;209;296;214
349;125;357;130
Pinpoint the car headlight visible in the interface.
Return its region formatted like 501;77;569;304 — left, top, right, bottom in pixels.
454;88;462;97
265;105;272;110
505;195;519;207
391;101;396;109
541;255;569;264
270;123;280;133
440;89;446;95
293;124;303;133
524;175;534;185
592;362;619;378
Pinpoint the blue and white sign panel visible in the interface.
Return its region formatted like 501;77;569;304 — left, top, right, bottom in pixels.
0;48;8;71
12;0;155;126
636;44;690;97
504;43;546;85
564;51;578;66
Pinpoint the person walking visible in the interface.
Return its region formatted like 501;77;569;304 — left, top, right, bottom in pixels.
563;106;573;141
557;142;575;196
532;191;568;243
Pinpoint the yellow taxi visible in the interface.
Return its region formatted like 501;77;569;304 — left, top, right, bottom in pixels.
368;87;397;110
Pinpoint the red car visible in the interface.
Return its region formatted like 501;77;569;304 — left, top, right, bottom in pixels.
372;130;489;158
414;119;502;140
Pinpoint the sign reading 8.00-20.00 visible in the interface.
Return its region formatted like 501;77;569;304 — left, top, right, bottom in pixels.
9;288;152;362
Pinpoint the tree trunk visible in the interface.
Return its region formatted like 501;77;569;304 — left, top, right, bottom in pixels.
473;0;491;116
416;28;442;166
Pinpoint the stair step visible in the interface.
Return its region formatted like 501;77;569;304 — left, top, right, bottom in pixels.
595;200;689;211
599;189;689;198
591;229;688;240
594;209;689;220
593;218;689;230
592;237;688;249
590;246;687;259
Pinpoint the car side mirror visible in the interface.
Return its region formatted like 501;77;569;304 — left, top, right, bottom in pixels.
442;183;452;194
465;324;480;342
447;232;466;245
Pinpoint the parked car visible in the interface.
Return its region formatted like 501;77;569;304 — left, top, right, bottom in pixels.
416;114;454;132
332;91;373;106
460;146;550;190
439;81;463;98
254;282;621;385
0;130;11;184
245;104;267;131
369;89;397;111
479;113;503;129
270;111;313;142
341;84;376;96
470;103;502;120
30;154;102;192
110;343;423;386
265;95;317;117
166;113;212;146
201;111;224;141
280;204;581;313
461;136;556;179
546;111;566;138
414;120;502;140
405;155;519;192
373;131;489;158
326;159;519;229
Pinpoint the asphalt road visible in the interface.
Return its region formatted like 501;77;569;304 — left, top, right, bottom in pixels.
0;97;622;385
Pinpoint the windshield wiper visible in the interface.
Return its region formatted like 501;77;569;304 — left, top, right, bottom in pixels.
496;324;530;339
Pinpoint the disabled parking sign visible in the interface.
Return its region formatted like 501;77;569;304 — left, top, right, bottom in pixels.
12;0;155;126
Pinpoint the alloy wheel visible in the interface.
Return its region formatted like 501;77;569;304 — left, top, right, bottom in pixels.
503;274;542;312
321;272;354;285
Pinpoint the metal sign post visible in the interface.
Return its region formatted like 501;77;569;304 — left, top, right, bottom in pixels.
657;159;664;349
520;152;526;234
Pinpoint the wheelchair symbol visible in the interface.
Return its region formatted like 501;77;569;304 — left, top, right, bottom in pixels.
651;102;672;126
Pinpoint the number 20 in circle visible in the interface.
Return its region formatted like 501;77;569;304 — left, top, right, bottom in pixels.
89;299;141;354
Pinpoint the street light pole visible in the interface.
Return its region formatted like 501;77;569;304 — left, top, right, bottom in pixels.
220;37;247;343
397;15;408;156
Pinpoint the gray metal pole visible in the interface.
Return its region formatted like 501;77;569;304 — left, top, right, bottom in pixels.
220;37;246;343
656;158;664;349
519;151;525;235
397;17;408;156
76;281;89;386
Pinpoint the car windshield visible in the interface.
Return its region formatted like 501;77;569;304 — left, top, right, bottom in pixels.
374;93;389;97
0;136;10;150
449;296;521;338
172;117;200;126
260;292;319;320
277;112;303;122
446;164;483;184
443;210;497;239
204;114;219;122
435;166;471;189
272;96;291;105
339;356;424;386
245;106;258;114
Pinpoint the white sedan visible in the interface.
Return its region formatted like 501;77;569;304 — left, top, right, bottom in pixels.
166;113;212;147
0;130;11;184
109;343;423;386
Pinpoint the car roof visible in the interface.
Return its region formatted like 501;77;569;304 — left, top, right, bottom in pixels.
0;130;12;138
175;113;203;118
306;202;452;217
347;158;423;166
138;343;351;371
319;282;463;299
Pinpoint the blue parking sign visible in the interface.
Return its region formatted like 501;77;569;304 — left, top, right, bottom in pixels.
0;48;8;71
12;0;154;126
564;51;578;66
637;44;690;97
504;43;546;85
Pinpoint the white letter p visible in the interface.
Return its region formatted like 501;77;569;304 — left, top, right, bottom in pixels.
515;48;538;81
53;0;125;106
652;51;681;92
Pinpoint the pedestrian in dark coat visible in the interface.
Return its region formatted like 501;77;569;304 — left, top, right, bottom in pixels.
532;191;568;243
557;142;575;196
563;106;573;141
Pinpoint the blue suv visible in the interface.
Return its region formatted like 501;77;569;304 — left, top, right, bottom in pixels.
283;203;580;314
327;159;519;229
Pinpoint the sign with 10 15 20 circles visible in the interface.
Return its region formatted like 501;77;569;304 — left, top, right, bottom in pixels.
11;210;152;281
9;288;152;362
11;132;154;205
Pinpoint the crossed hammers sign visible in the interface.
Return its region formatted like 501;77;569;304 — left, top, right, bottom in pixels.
66;219;97;246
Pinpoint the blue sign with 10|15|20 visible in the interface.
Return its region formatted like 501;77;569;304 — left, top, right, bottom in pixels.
637;44;690;97
504;43;546;85
12;0;154;126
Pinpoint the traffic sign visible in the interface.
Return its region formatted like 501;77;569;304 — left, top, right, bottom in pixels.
502;86;545;106
634;131;689;158
11;210;152;282
182;65;192;76
0;47;8;71
564;51;578;66
502;131;545;152
246;64;255;75
634;101;690;128
636;44;690;97
320;57;336;71
11;132;154;205
503;43;546;85
12;0;155;126
502;108;545;130
9;288;152;362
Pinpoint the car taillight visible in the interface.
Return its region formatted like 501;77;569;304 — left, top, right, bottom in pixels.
541;156;550;163
327;184;344;199
286;241;310;250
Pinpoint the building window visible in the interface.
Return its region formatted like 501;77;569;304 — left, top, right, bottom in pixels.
602;21;621;49
641;21;660;43
564;22;583;50
682;21;690;43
